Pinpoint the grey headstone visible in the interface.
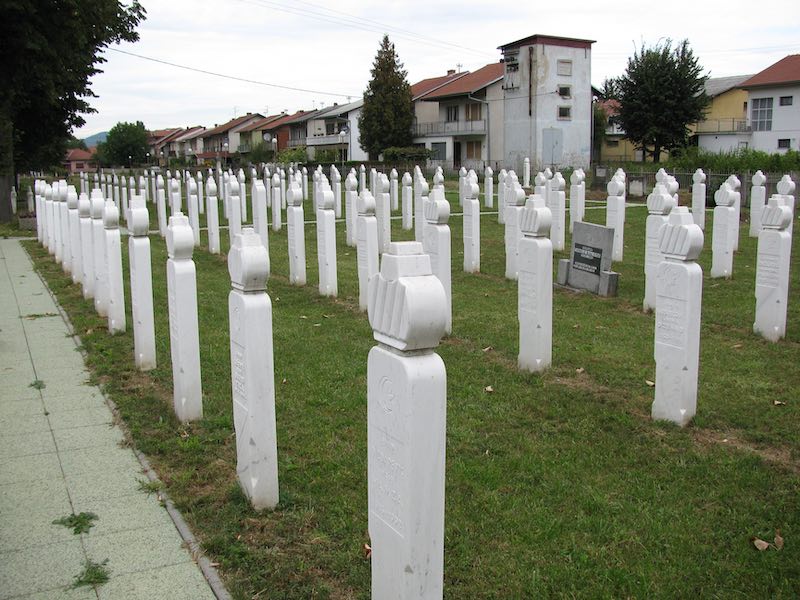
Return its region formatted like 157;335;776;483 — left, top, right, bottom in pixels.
560;221;618;296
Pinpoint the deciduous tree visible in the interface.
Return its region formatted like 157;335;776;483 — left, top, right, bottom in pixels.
102;121;148;166
358;35;413;161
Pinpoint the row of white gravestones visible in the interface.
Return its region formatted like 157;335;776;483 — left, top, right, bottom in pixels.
710;182;738;278
366;241;448;598
643;184;677;313
569;169;586;234
423;189;452;334
356;190;379;312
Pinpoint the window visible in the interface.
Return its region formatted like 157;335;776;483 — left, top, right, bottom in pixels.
466;103;482;121
778;139;791;149
325;122;336;135
466;140;481;159
751;97;773;131
76;162;85;169
558;106;571;120
558;85;571;98
779;96;793;106
606;140;619;147
430;142;446;160
557;60;572;76
504;52;520;89
446;105;459;122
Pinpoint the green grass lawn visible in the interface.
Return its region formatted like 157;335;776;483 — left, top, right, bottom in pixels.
26;183;800;599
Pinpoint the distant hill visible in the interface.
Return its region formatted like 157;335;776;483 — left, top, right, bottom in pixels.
82;131;108;147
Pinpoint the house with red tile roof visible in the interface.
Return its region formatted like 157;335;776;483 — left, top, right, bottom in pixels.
63;148;97;174
196;113;264;163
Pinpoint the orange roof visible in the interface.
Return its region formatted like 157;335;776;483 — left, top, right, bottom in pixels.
499;34;595;51
260;110;310;130
740;55;800;88
421;63;504;100
147;128;182;144
239;114;285;133
64;148;95;161
202;114;263;137
411;72;468;99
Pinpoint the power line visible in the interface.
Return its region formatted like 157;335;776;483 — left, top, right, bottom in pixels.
107;47;359;98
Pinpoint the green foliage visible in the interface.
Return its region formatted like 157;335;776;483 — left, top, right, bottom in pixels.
66;136;88;151
53;512;98;534
314;148;340;164
613;39;710;163
102;121;148;166
0;0;146;173
249;141;275;164
382;146;433;162
592;104;608;160
666;146;800;173
72;559;110;588
358;35;413;160
276;146;307;164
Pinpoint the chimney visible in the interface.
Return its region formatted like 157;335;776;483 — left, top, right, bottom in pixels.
447;69;455;75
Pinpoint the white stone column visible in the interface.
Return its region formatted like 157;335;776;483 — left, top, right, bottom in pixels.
45;184;55;254
128;195;156;370
357;190;379;312
59;184;70;272
518;195;553;373
401;172;413;231
727;175;741;252
748;170;766;238
252;179;269;252
359;164;366;194
504;176;526;280
301;166;308;201
643;184;676;313
484;166;494;209
228;228;280;510
187;177;200;246
414;174;428;243
35;181;44;244
776;175;795;240
370;167;378;200
316;187;338;297
367;241;447;600
280;168;287;209
332;167;342;219
166;213;203;422
238;169;248;223
229;177;242;249
499;169;510;225
691;169;706;231
606;179;626;263
206;177;221;255
753;195;792;342
112;174;119;211
286;181;306;285
652;207;704;427
390;168;399;212
534;171;547;200
523;157;531;188
196;172;204;215
376;174;391;255
104;201;126;334
271;173;282;232
463;179;480;273
569;169;585;234
67;187;81;285
222;171;230;220
79;193;94;300
711;182;737;279
458;166;467;207
52;183;62;261
91;191;109;317
423;189;452;334
156;175;167;237
549;173;566;252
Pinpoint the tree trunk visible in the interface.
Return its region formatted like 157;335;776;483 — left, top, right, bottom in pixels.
652;144;661;164
0;114;13;223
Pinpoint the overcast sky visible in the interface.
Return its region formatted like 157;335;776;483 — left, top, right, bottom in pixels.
75;0;800;138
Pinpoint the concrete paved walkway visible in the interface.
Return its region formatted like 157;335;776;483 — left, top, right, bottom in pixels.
0;239;220;600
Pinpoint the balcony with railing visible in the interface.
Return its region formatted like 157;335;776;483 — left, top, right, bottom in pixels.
695;118;751;134
286;138;306;148
413;120;487;137
307;133;348;146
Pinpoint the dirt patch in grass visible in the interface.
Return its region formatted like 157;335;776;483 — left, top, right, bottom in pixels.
693;428;800;474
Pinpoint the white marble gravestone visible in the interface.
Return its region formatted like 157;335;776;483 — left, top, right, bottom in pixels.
749;171;767;238
643;184;676;313
104;201;126;334
370;167;378;201
271;173;282;232
606;178;625;262
504;176;526;280
59;185;70;273
187;177;200;246
691;169;706;231
301;166;309;201
366;241;447;600
229;177;243;249
228;228;280;510
332;167;342;218
238;169;248;223
91;192;109;317
652;207;704;427
359;164;366;194
345;171;358;246
400;172;413;232
67;187;81;284
390;168;399;212
316;187;338;297
549;173;566;252
423;190;452;334
170;177;181;216
497;169;507;224
726;174;742;251
156;175;167;237
356;190;380;312
753;195;792;342
534;171;547;200
166;213;203;422
252;179;269;251
414;171;426;241
280;168;287;209
458;166;467;206
518;195;553;373
463;179;480;273
523;157;531;188
206;177;221;255
79;193;94;300
484;166;494;208
711;182;737;278
775;175;796;241
128;195;156;370
52;182;62;262
286;181;306;286
376;173;391;254
569;169;585;234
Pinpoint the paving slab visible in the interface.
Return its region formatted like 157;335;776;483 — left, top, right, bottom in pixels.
0;239;223;599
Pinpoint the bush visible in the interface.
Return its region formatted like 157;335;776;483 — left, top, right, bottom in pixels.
314;149;340;164
276;146;307;164
382;146;433;162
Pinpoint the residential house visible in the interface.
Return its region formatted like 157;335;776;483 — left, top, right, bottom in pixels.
412;70;469;128
260;110;312;153
499;34;595;171
63;148;97;174
304;100;367;162
595;98;644;162
285;110;320;150
196;113;263;163
694;75;753;153
171;126;206;164
412;63;504;169
147;128;183;163
237;114;285;154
